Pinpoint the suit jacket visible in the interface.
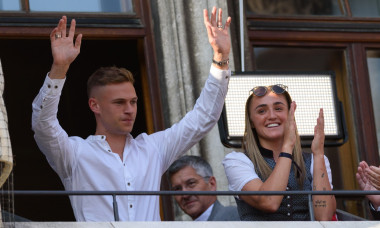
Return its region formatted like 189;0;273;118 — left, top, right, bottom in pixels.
208;200;240;221
371;209;380;220
369;201;380;220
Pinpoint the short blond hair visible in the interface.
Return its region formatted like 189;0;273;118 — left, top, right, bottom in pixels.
87;66;135;97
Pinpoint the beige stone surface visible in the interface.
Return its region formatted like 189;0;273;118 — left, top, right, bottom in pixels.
149;0;236;220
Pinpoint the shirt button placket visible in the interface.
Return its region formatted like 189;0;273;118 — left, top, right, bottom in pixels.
124;164;134;220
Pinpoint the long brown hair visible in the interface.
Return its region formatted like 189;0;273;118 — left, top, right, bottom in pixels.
243;89;306;187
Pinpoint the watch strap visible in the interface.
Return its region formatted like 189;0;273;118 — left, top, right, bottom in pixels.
279;152;292;160
212;58;229;66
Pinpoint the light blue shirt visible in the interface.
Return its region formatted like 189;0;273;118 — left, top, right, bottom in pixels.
195;203;214;221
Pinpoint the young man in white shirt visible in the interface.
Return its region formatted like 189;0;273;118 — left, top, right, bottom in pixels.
32;7;231;221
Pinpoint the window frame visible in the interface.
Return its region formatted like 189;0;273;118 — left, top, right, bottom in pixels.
0;0;142;28
0;0;172;220
247;30;380;164
243;0;380;163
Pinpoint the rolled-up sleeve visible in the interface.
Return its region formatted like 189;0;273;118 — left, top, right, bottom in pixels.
311;155;334;189
223;151;259;192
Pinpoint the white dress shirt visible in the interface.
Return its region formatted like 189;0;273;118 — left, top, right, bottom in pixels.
223;151;333;194
32;65;230;221
369;202;380;212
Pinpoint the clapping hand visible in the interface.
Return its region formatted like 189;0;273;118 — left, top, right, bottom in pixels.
311;109;325;156
356;161;380;208
282;101;297;153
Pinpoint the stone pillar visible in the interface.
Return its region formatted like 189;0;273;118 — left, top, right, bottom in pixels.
150;0;237;221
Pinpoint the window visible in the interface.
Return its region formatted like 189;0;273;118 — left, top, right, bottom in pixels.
349;0;380;17
366;50;380;154
247;0;345;16
29;0;133;13
0;0;134;13
0;0;21;10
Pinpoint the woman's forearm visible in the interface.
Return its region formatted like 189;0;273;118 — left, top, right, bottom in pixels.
241;156;293;212
312;154;336;221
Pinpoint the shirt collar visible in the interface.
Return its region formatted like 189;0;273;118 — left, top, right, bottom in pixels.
258;145;274;159
258;144;302;178
86;133;133;141
194;203;214;221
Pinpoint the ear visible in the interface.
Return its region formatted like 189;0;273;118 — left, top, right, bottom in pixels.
89;97;100;114
208;176;217;191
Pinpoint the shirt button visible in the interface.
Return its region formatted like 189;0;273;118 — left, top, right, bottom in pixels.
47;84;51;88
286;187;289;190
287;196;291;199
54;85;58;89
130;205;133;208
287;204;291;208
101;136;104;139
128;183;130;186
108;150;111;152
40;105;43;109
287;212;291;216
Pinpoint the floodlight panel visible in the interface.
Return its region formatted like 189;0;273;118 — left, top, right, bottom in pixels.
225;73;338;138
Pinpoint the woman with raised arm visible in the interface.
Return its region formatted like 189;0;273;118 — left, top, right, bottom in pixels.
223;85;336;221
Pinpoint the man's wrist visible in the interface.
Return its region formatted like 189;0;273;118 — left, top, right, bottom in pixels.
49;63;69;79
212;58;229;67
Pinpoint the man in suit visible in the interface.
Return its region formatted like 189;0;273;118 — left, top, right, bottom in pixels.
168;155;240;221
